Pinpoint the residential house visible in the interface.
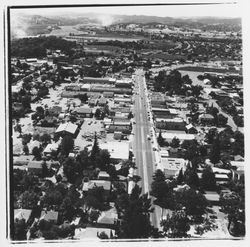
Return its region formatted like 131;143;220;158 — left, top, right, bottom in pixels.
185;123;198;134
14;209;32;223
27;160;44;175
199;113;215;125
43;143;59;156
40;210;59;223
74;107;93;118
55;122;78;137
98;97;107;106
13;155;34;166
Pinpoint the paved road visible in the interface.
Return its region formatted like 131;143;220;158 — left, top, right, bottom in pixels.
132;69;159;229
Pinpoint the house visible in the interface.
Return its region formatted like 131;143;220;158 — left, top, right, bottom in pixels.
155;118;186;131
199;113;215;125
27;160;44;175
13;155;34;166
185;123;198;134
40;210;58;223
14;209;32;223
88;98;98;107
230;161;244;182
158;157;188;178
99;142;129;163
103;92;114;98
55;122;78;137
203;191;220;206
115;79;132;88
74;107;93;118
97;203;118;225
82;180;111;199
98;97;107;106
43;143;59;156
98;171;110;180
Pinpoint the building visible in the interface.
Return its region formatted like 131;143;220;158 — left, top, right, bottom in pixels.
152;107;179;119
55;122;78;137
40;210;58;223
103;91;114;98
27;160;44;175
108;121;132;134
74;107;93;118
99;141;129;163
199;113;215;125
48;106;62;117
115;79;132;88
203;191;220;206
98;171;110;180
185;123;198;134
98;97;107;106
155;118;186;131
161;132;195;143
158;157;188;178
13;155;34;166
14;209;32;223
97;203;118;225
82;180;111;199
43;143;59;156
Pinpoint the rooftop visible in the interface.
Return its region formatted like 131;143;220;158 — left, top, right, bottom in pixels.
100;141;129;160
55;122;78;134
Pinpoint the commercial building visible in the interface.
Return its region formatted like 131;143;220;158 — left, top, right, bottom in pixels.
99;141;129;163
155;118;186;131
161;132;195;143
158;157;188;178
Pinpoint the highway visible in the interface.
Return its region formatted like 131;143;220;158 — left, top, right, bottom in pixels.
132;69;159;228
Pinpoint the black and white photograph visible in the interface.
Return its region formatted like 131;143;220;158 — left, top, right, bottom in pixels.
3;0;249;244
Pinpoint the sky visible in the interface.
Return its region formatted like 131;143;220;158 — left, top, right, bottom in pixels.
10;2;243;19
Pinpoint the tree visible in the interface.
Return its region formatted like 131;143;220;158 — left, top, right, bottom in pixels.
89;210;101;223
177;168;184;184
201;166;216;191
209;135;221;164
95;108;101;119
90;133;100;163
217;113;228;127
117;185;154;239
40;133;51;145
13;219;27;240
32;146;41;160
78;93;88;103
98;231;109;239
19;190;39;209
23;144;29;155
60;197;76;221
157;130;165;147
63;158;78;183
170;137;180;149
61;135;74;155
184;166;200;189
205;128;218;144
191;85;203;98
161;210;190;238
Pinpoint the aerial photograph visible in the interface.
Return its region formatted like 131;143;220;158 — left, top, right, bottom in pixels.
7;1;245;242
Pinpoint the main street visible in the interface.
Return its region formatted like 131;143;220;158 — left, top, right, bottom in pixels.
132;69;159;229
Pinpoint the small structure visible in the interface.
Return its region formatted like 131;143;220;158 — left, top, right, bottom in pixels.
203;191;220;206
40;210;58;223
13;155;34;166
98;97;107;106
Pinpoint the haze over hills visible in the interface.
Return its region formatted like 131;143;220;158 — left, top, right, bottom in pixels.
10;12;241;39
